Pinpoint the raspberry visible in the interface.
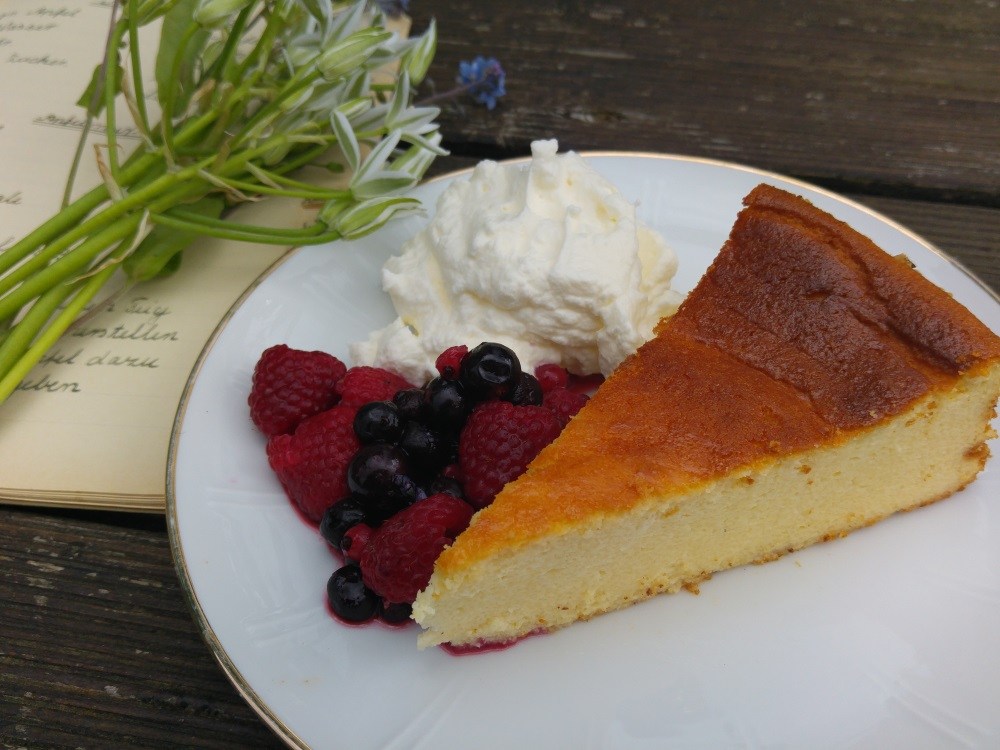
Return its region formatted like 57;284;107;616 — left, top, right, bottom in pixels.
458;401;562;508
544;387;589;427
340;523;374;563
566;372;605;393
435;345;468;379
360;494;474;603
266;405;359;522
335;366;412;407
534;363;568;393
248;344;346;437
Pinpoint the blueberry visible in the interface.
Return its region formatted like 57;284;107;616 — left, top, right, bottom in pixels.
388;473;426;505
353;401;404;444
327;565;378;622
399;421;448;472
318;496;367;548
445;435;461;464
507;372;543;406
360;475;426;523
460;342;522;401
423;377;470;431
428;475;464;499
380;600;413;624
347;444;409;497
392;388;425;421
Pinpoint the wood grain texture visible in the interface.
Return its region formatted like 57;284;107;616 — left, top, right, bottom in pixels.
0;507;283;749
411;0;1000;202
851;194;1000;294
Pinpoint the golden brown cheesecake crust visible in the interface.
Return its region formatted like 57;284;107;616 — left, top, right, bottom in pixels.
435;184;1000;575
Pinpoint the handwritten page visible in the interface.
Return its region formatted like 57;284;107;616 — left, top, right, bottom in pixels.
0;0;302;509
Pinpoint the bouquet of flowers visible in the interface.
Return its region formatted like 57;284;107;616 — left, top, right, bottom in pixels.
0;0;449;403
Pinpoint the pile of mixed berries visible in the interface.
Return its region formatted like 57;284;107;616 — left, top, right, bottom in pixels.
247;342;591;627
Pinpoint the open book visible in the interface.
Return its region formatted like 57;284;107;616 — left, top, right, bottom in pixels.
0;1;325;510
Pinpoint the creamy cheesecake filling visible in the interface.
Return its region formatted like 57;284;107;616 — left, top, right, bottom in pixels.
413;362;1000;648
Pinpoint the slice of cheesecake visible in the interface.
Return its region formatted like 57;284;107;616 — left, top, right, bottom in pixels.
412;184;1000;649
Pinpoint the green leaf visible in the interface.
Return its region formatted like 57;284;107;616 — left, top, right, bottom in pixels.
193;0;253;28
393;134;445;179
299;0;331;24
351;172;416;199
385;70;410;127
389;105;440;134
76;59;123;117
330;110;361;173
351;130;401;187
402;18;436;84
334;96;372;121
155;0;211;115
399;129;449;157
327;1;366;43
315;28;392;81
332;196;421;239
318;197;351;226
134;0;186;26
345;69;371;100
123;196;225;281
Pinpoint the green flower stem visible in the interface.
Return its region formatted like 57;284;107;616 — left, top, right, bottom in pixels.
126;0;150;138
0;130;307;316
62;10;123;207
210;4;253;84
123;196;225;281
210;39;284;146
267;143;330;175
230;67;322;150
150;211;341;245
0;172;214;321
211;177;348;201
103;18;127;179
233;5;284;83
2;130;312;305
159;22;202;158
0;248;124;403
0;214;145;323
0;157;215;298
247;166;326;191
136;0;183;25
0;281;79;383
0;183;111;276
0;109;218;277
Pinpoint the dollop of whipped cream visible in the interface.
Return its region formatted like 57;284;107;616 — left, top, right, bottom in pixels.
351;139;682;383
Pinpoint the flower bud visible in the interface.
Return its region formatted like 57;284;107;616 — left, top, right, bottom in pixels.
403;19;436;85
193;0;253;27
330;196;421;239
315;28;392;81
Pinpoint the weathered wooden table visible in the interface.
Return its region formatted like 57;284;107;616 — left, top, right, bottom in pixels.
3;2;998;747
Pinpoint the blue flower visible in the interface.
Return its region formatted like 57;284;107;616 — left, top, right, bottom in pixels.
457;56;506;110
374;0;409;18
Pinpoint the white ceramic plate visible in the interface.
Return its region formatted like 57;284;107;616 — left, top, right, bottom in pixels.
167;154;1000;750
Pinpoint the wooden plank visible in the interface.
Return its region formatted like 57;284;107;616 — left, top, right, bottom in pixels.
0;507;283;749
412;0;1000;201
852;194;1000;294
